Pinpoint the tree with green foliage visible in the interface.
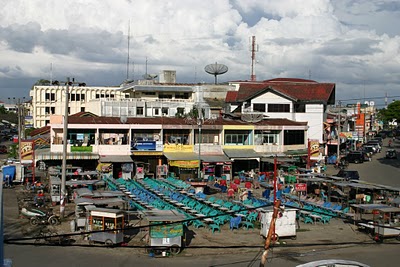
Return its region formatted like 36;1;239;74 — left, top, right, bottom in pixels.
377;100;400;127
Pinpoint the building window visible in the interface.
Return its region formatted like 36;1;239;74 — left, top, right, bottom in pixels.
144;92;156;96
45;107;50;114
71;94;76;101
76;94;80;101
136;107;144;116
268;104;290;112
254;130;280;145
81;94;85;101
253;103;266;112
294;103;306;113
163;130;190;145
96;94;100;99
110;94;114;98
195;130;219;144
45;93;56;101
68;107;70;114
176;107;185;117
45;120;50;125
159;94;173;99
162;107;169;116
81;107;85;112
224;130;252;145
284;130;305;145
175;93;189;99
154;108;160;116
51;107;55;114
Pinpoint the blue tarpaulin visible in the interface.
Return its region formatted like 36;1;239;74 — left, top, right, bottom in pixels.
2;165;16;183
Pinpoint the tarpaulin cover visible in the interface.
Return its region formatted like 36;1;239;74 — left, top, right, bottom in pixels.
2;165;16;182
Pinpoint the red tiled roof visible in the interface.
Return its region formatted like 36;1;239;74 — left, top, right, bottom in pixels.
225;91;238;102
227;79;335;103
30;126;50;136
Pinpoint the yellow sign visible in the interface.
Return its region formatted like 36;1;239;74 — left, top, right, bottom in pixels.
169;160;199;168
132;151;163;156
309;140;320;157
163;144;194;152
20;141;34;161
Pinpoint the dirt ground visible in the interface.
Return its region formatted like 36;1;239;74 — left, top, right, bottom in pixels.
5;174;376;257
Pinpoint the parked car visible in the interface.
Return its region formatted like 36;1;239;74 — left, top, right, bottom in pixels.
342;151;365;164
365;141;381;152
336;170;360;181
362;145;376;155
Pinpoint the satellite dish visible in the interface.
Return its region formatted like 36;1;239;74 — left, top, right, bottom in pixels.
143;74;158;80
204;62;228;84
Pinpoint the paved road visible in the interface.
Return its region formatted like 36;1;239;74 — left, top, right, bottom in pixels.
4;242;400;267
337;138;400;188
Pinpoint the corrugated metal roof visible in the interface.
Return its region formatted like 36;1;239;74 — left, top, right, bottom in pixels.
99;155;133;163
223;149;262;159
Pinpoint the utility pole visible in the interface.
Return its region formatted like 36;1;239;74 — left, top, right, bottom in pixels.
337;101;341;159
60;78;70;218
197;104;203;180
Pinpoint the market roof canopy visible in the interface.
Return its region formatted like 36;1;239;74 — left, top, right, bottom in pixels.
223;149;262;159
201;154;231;163
99;155;133;163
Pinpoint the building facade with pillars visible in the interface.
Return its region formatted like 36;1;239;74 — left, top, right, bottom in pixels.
36;113;308;180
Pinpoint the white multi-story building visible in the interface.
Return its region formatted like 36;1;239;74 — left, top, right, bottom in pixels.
29;85;128;128
227;78;336;144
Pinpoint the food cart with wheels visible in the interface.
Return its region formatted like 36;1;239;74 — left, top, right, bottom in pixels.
373;206;400;242
143;210;186;255
88;208;125;246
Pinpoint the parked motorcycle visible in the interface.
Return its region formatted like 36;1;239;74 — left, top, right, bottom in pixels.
22;208;60;226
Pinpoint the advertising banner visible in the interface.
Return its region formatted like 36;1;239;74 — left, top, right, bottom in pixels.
20;140;34;162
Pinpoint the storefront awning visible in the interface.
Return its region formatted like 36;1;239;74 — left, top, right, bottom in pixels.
164;152;199;161
99;155;133;163
201;154;231;163
35;149;100;160
223;149;262;160
164;152;199;168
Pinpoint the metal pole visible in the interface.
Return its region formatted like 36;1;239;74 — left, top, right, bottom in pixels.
337;101;341;160
60;77;70;218
273;157;277;203
198;105;202;180
0;167;4;267
259;199;281;267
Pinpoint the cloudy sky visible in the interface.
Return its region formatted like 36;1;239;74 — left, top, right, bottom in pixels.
1;0;400;108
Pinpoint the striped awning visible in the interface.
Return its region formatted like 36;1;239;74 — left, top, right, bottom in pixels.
35;151;100;161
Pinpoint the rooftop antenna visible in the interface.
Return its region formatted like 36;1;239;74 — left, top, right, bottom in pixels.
204;62;228;84
50;63;53;85
249;36;258;81
126;20;130;81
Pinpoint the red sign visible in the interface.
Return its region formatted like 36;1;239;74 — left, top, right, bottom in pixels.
295;183;307;192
